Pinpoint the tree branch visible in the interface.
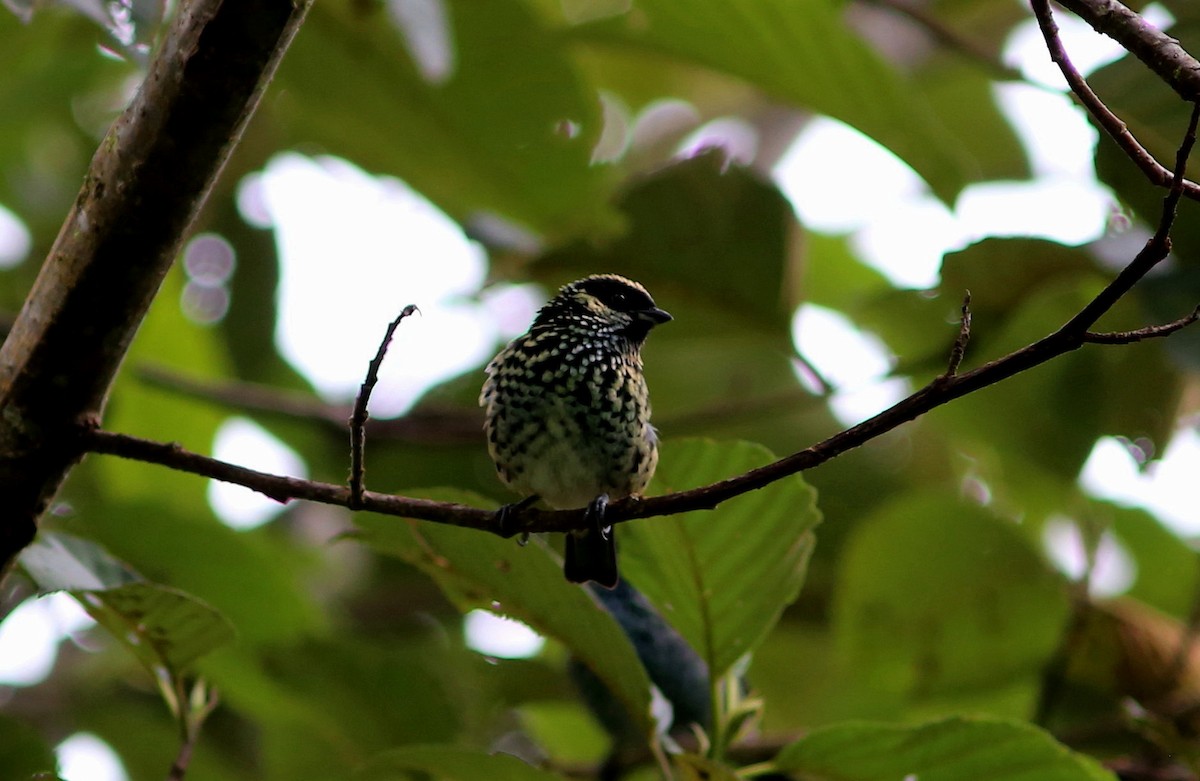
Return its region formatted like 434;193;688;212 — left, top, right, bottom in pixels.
349;306;419;509
1056;0;1200;102
1031;0;1200;201
0;0;313;574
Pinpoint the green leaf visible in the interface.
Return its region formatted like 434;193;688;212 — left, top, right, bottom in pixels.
72;497;324;647
353;489;655;736
26;531;235;677
277;0;613;236
75;582;236;676
773;715;1116;780
19;531;140;592
571;0;974;200
833;492;1070;716
619;439;821;678
358;745;566;781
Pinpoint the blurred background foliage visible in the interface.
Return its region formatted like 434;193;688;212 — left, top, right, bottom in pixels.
1;0;1200;779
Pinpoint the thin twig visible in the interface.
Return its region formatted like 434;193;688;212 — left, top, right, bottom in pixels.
1030;0;1200;202
1056;0;1200;102
940;291;972;380
1084;305;1200;343
167;681;218;781
349;305;419;509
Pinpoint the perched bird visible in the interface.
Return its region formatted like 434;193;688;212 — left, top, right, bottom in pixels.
480;274;671;587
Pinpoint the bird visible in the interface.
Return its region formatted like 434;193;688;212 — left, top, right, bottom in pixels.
480;274;671;588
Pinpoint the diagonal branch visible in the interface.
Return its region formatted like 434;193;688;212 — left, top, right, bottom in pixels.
1056;0;1200;102
0;0;313;576
1084;306;1200;344
1031;0;1200;201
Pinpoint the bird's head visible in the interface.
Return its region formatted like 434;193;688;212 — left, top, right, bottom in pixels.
535;274;672;344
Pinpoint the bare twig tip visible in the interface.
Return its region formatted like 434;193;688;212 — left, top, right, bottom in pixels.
349;304;422;508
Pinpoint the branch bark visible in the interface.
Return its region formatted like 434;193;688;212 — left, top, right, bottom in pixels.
1057;0;1200;101
0;0;312;574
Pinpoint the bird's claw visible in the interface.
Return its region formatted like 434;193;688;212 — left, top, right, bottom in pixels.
494;495;539;539
585;493;612;541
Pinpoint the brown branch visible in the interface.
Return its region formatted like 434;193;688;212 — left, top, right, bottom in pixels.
349;306;419;509
939;291;972;381
1031;0;1200;202
75;100;1200;538
1056;0;1200;102
0;0;313;575
80;427;500;530
1084;305;1200;343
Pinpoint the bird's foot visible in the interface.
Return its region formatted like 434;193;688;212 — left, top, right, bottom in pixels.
494;494;539;539
585;493;611;541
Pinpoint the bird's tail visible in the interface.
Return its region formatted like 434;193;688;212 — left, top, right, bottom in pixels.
564;526;618;588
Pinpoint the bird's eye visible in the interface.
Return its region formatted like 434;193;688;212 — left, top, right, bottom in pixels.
611;293;627;305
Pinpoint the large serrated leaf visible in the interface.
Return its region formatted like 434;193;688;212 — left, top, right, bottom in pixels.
352;489;654;736
774;715;1116;780
571;0;974;201
358;745;564;781
619;439;820;678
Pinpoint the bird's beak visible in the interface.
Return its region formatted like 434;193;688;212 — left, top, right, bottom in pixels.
638;307;673;325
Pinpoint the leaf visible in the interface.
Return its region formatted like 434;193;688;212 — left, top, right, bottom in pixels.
72;497;323;647
538;152;802;330
75;582;236;676
619;439;821;678
357;745;566;781
571;0;974;201
833;492;1070;715
773;715;1116;780
19;531;140;592
277;0;613;236
353;489;655;736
